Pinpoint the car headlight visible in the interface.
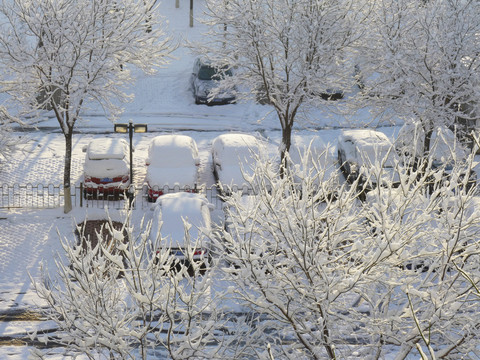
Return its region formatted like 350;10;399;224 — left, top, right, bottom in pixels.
197;84;209;96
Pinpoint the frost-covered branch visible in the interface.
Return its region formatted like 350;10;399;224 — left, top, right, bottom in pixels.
214;142;480;358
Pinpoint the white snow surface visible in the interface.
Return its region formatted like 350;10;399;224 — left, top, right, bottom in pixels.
84;158;129;180
83;138;130;179
289;135;340;185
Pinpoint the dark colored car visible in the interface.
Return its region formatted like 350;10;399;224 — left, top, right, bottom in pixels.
337;129;400;187
190;58;236;105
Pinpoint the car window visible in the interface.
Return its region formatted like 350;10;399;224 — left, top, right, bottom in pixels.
198;65;232;81
198;66;216;80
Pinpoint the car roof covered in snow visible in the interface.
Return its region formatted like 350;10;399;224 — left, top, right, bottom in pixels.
212;133;261;165
339;129;392;150
396;123;467;162
151;192;211;246
289;135;339;183
86;138;128;160
147;135;198;166
338;129;398;167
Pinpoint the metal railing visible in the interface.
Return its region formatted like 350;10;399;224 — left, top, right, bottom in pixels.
0;183;229;210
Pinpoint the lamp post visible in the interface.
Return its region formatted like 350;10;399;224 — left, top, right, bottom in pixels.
114;120;147;205
190;0;193;27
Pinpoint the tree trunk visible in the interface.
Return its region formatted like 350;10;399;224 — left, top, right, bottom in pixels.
280;123;292;178
63;131;73;213
423;128;432;157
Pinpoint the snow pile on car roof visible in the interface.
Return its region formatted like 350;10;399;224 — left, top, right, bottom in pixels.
289;135;339;184
343;129;392;149
87;138;127;160
147;135;198;167
396;123;467;163
152;193;210;247
341;129;397;167
212;133;260;166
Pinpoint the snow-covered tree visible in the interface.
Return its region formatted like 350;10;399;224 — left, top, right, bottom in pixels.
359;0;480;154
0;108;24;165
0;0;173;213
33;214;225;359
215;142;480;358
200;0;364;166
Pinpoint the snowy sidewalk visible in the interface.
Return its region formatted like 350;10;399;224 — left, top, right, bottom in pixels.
0;209;75;311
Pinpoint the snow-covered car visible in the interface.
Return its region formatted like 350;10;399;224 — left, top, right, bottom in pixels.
190;57;236;105
395;123;476;191
222;194;278;268
150;192;213;270
145;135;200;202
211;133;265;194
364;187;461;272
289;136;340;199
82;138;130;198
337;129;399;187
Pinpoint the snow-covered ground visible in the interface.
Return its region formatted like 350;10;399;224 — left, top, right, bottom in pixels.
0;1;403;358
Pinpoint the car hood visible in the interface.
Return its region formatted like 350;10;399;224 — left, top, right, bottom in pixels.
195;79;217;90
84;158;129;178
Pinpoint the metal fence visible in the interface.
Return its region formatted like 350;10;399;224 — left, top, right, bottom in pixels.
0;183;227;210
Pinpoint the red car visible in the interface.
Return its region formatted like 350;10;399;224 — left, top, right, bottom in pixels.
82;138;130;199
145;135;200;202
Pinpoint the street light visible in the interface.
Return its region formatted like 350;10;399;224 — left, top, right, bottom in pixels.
114;120;147;204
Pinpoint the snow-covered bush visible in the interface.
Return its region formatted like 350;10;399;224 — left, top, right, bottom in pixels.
33;214;224;359
215;143;480;359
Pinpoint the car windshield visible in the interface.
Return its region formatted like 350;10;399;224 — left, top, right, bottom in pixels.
198;65;232;81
